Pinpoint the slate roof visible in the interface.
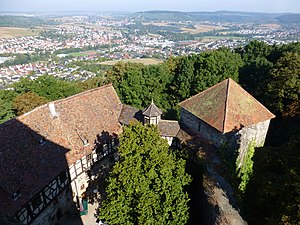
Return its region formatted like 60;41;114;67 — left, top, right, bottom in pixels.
142;101;163;117
0;84;123;216
158;120;180;137
119;104;143;125
179;78;275;133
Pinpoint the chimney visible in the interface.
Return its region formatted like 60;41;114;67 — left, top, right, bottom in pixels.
49;102;58;118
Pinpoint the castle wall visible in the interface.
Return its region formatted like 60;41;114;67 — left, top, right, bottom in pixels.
69;139;117;201
180;108;271;167
232;119;271;168
180;108;227;147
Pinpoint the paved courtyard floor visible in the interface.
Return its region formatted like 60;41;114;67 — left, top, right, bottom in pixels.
58;202;99;225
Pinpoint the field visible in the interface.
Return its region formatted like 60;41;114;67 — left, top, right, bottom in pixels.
99;58;163;66
181;24;226;34
67;50;98;57
0;27;40;38
258;23;281;29
199;36;244;42
142;22;226;34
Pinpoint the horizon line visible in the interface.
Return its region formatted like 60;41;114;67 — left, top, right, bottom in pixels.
0;9;299;14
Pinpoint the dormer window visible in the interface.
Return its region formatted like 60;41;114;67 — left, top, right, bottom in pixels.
12;190;21;201
39;137;46;145
76;130;89;147
83;139;89;147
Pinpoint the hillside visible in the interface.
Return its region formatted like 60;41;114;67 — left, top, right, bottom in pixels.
0;15;58;28
133;10;300;26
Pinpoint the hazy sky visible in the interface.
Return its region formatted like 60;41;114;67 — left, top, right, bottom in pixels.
0;0;299;13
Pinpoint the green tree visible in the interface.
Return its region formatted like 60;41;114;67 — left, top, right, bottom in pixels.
267;52;300;117
0;90;17;123
116;63;146;108
111;62;172;110
239;56;273;99
170;56;195;102
192;49;243;94
12;75;81;101
77;76;109;91
12;92;49;115
238;41;274;102
244;134;300;225
237;40;272;62
99;123;191;225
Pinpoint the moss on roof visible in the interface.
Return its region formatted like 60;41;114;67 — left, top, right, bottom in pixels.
179;78;275;133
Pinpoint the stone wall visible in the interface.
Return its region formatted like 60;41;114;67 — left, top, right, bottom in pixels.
180;108;227;147
231;120;271;168
180;108;271;167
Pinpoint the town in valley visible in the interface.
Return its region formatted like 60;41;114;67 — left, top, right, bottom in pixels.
0;11;299;87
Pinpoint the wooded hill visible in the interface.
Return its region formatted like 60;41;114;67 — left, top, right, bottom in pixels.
133;10;300;26
0;15;58;28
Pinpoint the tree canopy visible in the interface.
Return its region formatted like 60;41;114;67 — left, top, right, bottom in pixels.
244;134;300;225
99;123;191;225
12;92;49;116
12;75;81;101
267;52;300;117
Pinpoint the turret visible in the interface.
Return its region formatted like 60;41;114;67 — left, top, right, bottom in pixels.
142;100;163;125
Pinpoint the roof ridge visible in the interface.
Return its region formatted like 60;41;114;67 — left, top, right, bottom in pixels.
231;79;276;118
51;83;113;104
17;84;115;120
222;79;230;133
178;79;228;107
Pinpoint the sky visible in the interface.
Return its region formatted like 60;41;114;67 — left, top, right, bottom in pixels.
0;0;299;13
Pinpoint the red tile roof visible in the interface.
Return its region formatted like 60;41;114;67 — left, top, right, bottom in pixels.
0;84;123;216
179;78;275;133
17;84;123;165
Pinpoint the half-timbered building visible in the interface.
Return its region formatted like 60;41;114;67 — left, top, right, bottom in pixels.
0;84;122;225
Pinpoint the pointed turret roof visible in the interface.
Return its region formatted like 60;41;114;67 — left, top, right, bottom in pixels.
142;100;163;117
179;78;275;133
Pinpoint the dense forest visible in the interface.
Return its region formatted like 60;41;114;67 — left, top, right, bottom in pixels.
0;41;299;224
